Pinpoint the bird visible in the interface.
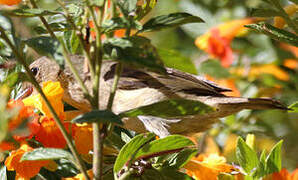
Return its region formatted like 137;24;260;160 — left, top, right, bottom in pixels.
23;55;287;137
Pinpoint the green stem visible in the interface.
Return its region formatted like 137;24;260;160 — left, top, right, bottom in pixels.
58;38;92;102
107;63;123;110
56;0;95;79
0;26;90;180
29;0;57;39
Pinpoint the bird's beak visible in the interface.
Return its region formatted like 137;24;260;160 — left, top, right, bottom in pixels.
15;86;33;100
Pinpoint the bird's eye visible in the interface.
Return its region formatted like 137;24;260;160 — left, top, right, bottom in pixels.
30;67;39;76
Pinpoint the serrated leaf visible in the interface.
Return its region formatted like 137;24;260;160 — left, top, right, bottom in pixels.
158;48;197;75
24;36;60;56
198;59;230;78
265;140;283;174
2;72;28;88
103;36;166;73
250;8;281;17
139;12;204;33
114;133;155;174
245;23;298;47
236;137;259;175
165;147;197;169
71;110;123;125
288;101;298;113
4;8;60;17
120;99;215;118
0;166;7;180
21;148;74;163
134;135;195;160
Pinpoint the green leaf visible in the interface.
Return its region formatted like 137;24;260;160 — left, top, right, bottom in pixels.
158;48;197;75
21;148;74;163
139;12;204;33
34;23;71;34
245;23;298;47
2;72;28;88
105;131;126;151
165;147;197;169
288;101;298;113
250;8;281;17
159;167;193;180
102;17;142;33
120;99;215;118
24;36;60;56
116;0;138;17
218;173;236;180
134;135;195;160
236;137;259;175
265;140;283;174
254;150;267;178
0;166;7;180
198;59;230;79
71;110;123;125
4;8;60;17
89;0;105;6
103;36;166;73
114;133;156;174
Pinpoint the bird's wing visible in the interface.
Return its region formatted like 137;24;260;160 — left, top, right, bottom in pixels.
103;63;231;97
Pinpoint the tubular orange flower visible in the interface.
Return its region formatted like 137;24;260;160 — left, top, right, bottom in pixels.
7;100;35;131
0;0;21;6
184;153;236;180
274;4;298;29
28;116;69;148
72;124;93;154
23;81;65;119
196;18;254;67
5;144;49;179
0;141;16;151
283;59;298;69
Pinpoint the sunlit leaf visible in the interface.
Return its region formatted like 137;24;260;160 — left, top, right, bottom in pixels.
165;147;197;169
71;110;123;125
236;137;259;175
21;148;75;166
266;140;283;174
120;99;215;118
140;12;204;33
114;133;155;174
288;101;298;113
134;135;195;160
245;23;298;46
2;72;28;88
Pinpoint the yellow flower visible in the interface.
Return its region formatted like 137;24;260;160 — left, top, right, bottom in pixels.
22;81;65;119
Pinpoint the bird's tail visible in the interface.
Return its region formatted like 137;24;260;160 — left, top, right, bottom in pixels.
217;97;289;110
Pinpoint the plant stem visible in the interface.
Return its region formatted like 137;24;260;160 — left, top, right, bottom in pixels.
0;26;90;180
55;0;95;79
29;0;57;39
59;38;92;102
107;63;123;110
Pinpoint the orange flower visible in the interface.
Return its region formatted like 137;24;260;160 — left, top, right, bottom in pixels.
23;81;65;119
28;116;69;148
5;144;49;179
184;153;236;180
264;168;298;180
0;141;16;151
72;124;93;154
0;0;21;6
274;4;298;29
6;100;35;131
196;18;254;67
231;64;289;81
205;75;240;97
283;59;298;69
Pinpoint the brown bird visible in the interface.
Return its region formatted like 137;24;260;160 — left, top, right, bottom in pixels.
24;55;287;137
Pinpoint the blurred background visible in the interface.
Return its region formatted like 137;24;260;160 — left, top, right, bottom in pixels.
0;0;297;171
